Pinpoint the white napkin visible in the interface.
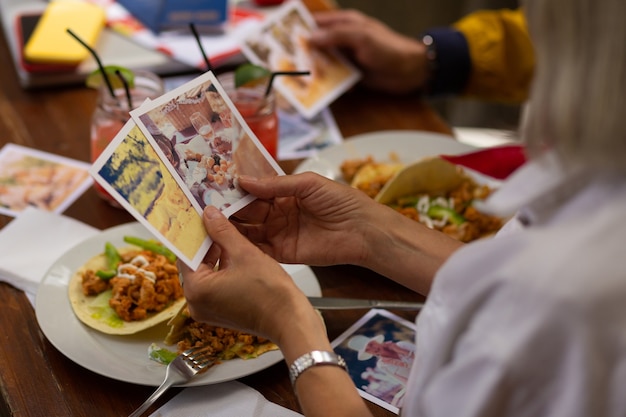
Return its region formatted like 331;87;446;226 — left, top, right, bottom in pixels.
149;381;303;417
0;207;99;306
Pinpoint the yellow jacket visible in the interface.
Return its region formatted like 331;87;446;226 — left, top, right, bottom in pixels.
425;8;534;103
455;8;534;102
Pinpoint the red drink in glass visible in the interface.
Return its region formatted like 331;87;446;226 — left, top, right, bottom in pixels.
234;96;279;158
219;72;279;159
91;120;125;162
90;70;164;206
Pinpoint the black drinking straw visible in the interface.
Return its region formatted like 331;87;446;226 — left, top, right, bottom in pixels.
115;69;133;109
189;23;213;72
265;71;311;97
66;28;116;100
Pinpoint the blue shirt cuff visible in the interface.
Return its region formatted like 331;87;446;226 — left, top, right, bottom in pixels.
422;27;471;96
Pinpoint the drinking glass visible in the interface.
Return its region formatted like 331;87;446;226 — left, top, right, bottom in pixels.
190;111;214;140
90;70;164;206
218;72;279;159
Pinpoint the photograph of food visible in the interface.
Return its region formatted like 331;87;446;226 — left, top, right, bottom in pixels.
90;121;210;269
0;143;92;217
131;71;282;219
240;1;361;119
341;156;503;242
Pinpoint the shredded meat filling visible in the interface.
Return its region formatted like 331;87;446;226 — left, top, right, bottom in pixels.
80;249;183;322
175;318;273;359
340;156;503;242
392;181;502;242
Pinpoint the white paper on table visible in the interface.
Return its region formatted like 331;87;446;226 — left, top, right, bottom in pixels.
0;207;99;305
149;380;303;417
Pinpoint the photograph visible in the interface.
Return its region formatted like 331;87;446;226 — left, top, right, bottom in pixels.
164;73;344;161
332;309;417;414
239;0;361;119
89;120;212;270
131;71;284;219
278;105;343;160
0;143;92;217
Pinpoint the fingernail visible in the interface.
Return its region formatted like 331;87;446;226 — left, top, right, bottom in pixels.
239;175;259;183
204;205;221;219
309;30;325;42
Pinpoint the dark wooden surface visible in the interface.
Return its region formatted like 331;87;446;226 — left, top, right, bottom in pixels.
0;21;453;417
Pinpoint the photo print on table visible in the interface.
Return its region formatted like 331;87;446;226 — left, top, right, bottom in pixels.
130;71;284;219
331;309;417;414
277;105;343;160
239;0;361;120
89;120;211;270
0;143;93;217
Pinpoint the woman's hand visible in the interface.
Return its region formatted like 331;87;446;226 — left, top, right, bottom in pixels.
310;9;428;94
180;205;318;344
181;202;374;417
229;172;379;267
231;172;460;295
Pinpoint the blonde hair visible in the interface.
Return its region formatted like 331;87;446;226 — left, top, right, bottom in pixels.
523;0;626;173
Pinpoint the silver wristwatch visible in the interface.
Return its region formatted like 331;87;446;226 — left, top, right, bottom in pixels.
289;350;348;386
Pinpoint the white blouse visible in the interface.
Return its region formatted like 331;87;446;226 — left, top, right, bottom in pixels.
401;153;626;417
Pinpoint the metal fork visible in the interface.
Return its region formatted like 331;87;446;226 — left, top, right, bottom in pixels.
128;346;217;417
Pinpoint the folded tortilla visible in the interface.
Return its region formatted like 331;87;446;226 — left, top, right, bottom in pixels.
68;246;186;335
164;304;279;360
374;157;466;205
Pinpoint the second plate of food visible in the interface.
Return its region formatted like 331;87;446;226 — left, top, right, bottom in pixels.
293;130;477;181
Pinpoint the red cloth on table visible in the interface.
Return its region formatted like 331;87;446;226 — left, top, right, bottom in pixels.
440;144;527;180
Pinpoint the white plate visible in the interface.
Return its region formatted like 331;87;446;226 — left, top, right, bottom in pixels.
452;127;518;148
294;130;477;180
35;222;321;387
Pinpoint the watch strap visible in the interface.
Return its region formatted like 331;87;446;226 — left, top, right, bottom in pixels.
289;350;348;386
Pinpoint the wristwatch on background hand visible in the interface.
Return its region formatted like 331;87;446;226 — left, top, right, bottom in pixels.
419;28;471;96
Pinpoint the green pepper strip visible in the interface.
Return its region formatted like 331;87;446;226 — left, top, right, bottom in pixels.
95;269;117;280
96;242;122;280
427;205;466;225
123;236;177;263
104;242;122;269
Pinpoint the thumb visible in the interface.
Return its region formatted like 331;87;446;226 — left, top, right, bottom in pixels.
203;206;246;250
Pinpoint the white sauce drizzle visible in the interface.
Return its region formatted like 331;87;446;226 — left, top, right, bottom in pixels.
116;255;157;283
415;195;454;229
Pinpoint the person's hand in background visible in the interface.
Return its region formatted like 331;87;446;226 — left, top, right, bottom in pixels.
310;9;429;95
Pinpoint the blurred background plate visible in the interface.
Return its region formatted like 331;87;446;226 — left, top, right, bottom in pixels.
293;130;477;181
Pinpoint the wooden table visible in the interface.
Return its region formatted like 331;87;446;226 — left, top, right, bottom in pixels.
0;23;452;417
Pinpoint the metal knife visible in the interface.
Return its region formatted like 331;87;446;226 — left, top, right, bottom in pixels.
307;296;424;310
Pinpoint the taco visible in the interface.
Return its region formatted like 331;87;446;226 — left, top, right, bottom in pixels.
375;157;503;242
68;239;185;335
163;304;278;361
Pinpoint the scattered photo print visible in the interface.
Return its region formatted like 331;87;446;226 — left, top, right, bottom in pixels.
277;105;342;160
0;144;92;217
332;309;417;414
240;0;361;119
